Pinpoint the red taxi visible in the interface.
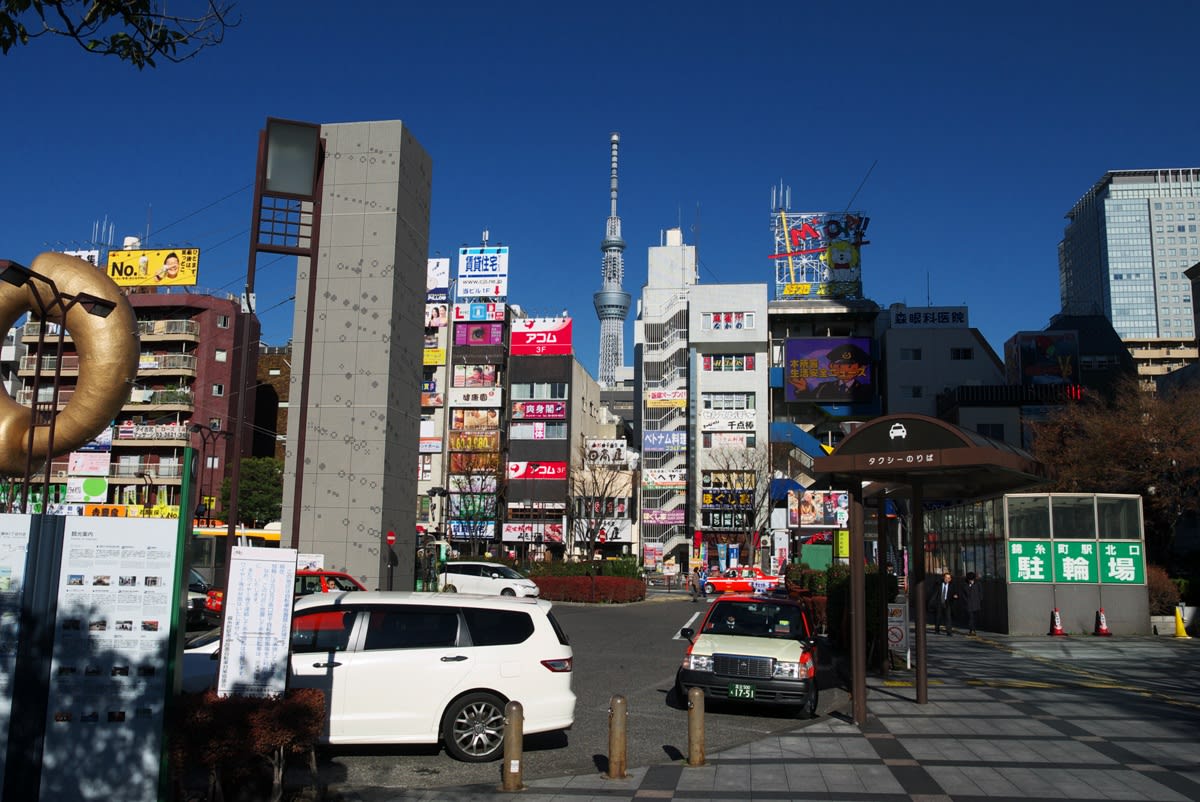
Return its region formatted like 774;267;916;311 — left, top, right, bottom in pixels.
204;569;366;625
703;565;782;595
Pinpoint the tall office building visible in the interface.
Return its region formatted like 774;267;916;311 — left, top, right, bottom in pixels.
1059;169;1200;384
1061;168;1200;338
593;133;631;387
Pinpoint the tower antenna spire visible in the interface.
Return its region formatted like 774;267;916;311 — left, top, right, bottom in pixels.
593;132;631;387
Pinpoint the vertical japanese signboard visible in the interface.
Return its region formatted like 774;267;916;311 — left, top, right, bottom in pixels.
1099;542;1145;584
217;546;298;698
1007;540;1052;582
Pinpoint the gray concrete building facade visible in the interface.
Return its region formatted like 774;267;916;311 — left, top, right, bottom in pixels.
282;120;432;591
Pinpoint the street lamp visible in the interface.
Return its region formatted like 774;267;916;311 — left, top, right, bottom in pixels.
190;422;231;523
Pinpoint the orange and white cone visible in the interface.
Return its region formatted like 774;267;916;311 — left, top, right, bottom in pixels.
1093;608;1112;637
1048;607;1067;636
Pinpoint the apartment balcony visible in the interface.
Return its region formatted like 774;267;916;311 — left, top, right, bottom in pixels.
136;353;198;376
138;319;200;341
20;322;70;341
124;387;195;413
18;354;83;375
15;386;77;407
112;422;191;445
42;459;184;485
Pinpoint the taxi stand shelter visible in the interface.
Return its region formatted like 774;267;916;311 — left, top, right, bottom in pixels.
811;414;1046;725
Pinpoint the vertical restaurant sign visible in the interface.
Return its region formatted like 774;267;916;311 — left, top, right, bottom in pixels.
506;461;567;481
510;317;573;356
217;546;298;697
456;246;509;299
41;517;181;801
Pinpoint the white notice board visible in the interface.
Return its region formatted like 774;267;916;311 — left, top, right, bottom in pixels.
217;546;297;698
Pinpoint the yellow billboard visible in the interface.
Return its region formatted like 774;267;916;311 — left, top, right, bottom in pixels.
106;248;199;287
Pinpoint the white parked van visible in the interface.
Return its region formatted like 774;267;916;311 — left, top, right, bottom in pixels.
288;591;574;761
438;561;540;597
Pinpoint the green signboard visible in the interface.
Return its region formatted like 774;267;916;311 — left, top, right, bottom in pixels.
1099;541;1145;584
1052;540;1099;584
1008;539;1052;583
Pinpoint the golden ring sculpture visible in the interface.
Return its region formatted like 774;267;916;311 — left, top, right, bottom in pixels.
0;252;140;477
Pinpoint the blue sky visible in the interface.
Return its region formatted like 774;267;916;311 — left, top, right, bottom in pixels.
5;1;1200;377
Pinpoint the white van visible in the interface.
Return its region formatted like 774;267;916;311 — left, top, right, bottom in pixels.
438;561;540;597
289;591;574;761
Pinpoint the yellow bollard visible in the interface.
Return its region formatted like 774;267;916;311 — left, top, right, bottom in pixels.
686;687;706;767
501;700;525;792
1175;605;1192;639
606;695;628;779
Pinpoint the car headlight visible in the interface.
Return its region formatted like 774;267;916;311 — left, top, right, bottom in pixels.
773;660;800;679
683;654;713;671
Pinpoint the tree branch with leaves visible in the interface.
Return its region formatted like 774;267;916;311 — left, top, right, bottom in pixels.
1;0;238;68
569;437;633;559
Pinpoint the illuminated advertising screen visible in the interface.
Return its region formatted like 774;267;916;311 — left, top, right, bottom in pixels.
453;364;499;387
1004;331;1080;386
770;211;868;300
106;248;199;287
784;337;874;403
452;409;501;430
455;323;504;346
456;246;509;299
510;318;573;356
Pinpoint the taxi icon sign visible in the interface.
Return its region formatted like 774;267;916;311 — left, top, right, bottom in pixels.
889;423;908;440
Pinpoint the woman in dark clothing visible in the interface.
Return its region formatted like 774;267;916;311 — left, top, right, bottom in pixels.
963;571;983;636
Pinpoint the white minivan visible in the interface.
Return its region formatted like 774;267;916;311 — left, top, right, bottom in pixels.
438;561;540;597
288;591;574;761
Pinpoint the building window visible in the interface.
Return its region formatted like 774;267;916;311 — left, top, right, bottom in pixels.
701;312;755;330
977;423;1004;440
509;422;568;440
510;382;568;400
950;347;973;360
216;315;230;329
212;384;224;397
701;392;756;410
214;349;227;363
900;348;922;360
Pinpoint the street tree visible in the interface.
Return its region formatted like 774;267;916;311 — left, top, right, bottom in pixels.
1029;376;1200;564
219;456;281;528
447;450;502;555
569;437;633;558
701;443;773;562
0;0;237;68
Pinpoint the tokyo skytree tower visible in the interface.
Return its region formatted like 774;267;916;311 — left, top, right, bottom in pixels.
592;132;631;386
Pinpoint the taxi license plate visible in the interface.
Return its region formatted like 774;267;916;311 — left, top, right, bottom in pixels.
728;682;755;699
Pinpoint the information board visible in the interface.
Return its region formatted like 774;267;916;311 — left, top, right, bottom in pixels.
217;546;298;698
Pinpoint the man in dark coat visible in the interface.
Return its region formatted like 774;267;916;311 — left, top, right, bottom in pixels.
927;571;958;636
963;571;983;635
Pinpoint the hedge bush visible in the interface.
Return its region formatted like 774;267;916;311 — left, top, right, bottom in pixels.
1147;564;1181;615
533;575;645;603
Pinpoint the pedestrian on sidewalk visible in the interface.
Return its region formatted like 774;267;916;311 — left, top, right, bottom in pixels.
928;571;958;635
698;566;709;599
963;571;982;635
688;567;701;601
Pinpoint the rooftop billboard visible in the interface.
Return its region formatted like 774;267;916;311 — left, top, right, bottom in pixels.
456;246;509;300
770;211;868;300
106;248;199;287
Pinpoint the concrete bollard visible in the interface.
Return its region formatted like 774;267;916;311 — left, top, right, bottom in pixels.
501;700;525;792
686;687;706;767
606;694;628;779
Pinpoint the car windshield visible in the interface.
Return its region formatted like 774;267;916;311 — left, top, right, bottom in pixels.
489;565;525;580
326;575;362;591
704;601;812;640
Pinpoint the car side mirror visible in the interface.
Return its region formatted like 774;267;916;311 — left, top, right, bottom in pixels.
679;627;695;642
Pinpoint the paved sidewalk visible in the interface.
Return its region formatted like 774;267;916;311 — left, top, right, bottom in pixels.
340;633;1200;801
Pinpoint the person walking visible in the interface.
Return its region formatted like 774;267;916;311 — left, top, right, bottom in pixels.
963;571;983;636
688;567;701;602
928;571;958;635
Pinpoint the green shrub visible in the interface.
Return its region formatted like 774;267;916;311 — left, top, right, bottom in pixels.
1147;564;1181;614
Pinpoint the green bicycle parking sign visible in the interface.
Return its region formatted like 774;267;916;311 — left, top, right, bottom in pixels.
1008;539;1144;584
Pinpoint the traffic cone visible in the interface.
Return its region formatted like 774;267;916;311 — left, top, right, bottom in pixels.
1174;606;1192;639
1093;608;1112;637
1048;607;1067;636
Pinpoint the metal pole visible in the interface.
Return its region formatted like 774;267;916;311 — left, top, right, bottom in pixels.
686;687;705;766
849;483;867;725
912;481;928;704
501;700;525;791
223;128;267;593
606;694;627;779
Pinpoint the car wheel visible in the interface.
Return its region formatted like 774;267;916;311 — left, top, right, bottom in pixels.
500;588;516;597
704;583;717;595
442;692;507;762
802;686;819;719
443;584;457;593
